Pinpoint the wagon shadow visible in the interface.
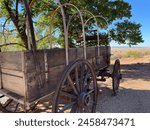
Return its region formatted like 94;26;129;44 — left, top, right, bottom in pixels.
120;63;150;81
33;101;52;113
96;86;150;113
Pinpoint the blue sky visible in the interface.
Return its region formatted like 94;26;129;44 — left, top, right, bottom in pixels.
111;0;150;47
124;0;150;47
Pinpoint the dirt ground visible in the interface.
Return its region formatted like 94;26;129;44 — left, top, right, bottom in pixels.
96;48;150;113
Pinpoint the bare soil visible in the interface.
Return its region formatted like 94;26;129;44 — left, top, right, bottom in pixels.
96;48;150;113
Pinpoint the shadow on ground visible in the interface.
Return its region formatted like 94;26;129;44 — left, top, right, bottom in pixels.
96;85;150;113
120;63;150;81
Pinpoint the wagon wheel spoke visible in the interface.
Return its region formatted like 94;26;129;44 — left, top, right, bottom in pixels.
61;91;77;99
13;103;19;112
67;75;79;95
83;69;92;91
70;104;78;113
87;89;95;95
79;63;86;92
59;101;76;113
75;66;80;93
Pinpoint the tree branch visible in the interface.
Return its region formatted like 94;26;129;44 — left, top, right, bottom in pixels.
16;0;19;22
0;42;26;48
29;0;36;9
36;28;59;43
4;0;18;28
4;0;28;49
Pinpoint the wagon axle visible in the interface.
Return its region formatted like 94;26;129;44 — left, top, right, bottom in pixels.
97;59;122;95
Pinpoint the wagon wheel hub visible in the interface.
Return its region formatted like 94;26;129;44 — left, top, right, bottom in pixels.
78;92;90;107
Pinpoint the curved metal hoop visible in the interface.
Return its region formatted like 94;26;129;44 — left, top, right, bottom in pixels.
85;15;111;45
67;12;110;57
49;3;86;65
67;10;100;55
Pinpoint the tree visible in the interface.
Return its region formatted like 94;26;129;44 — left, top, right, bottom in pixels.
0;0;28;49
0;0;144;50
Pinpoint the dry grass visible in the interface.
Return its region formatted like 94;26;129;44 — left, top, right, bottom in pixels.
111;48;150;60
124;50;142;58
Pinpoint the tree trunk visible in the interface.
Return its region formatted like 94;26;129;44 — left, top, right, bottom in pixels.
4;0;29;50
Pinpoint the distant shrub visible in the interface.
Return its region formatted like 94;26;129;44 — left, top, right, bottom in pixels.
124;51;143;58
144;51;150;55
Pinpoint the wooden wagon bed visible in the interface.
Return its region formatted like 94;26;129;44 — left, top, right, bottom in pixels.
0;46;110;106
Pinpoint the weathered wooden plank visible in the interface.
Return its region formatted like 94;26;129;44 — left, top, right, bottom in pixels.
94;46;110;68
0;89;24;105
26;71;46;101
25;65;62;101
1;68;24;77
47;48;65;68
25;64;65;102
76;48;84;59
23;50;47;101
68;48;77;62
2;74;25;96
24;51;46;101
86;46;96;59
48;65;65;81
0;66;2;89
47;48;77;68
0;52;23;71
24;51;45;73
87;58;95;66
0;53;1;89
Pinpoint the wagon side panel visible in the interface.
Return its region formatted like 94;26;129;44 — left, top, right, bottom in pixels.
24;51;48;102
47;49;73;92
0;52;25;96
98;46;110;69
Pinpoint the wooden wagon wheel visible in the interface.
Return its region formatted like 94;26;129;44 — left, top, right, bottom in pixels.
52;59;98;113
112;59;122;95
0;95;38;113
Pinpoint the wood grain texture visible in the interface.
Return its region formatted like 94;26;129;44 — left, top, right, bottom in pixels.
0;52;23;71
1;68;24;77
2;74;25;96
0;53;1;89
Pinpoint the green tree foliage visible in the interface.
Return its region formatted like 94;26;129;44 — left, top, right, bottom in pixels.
0;0;144;50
